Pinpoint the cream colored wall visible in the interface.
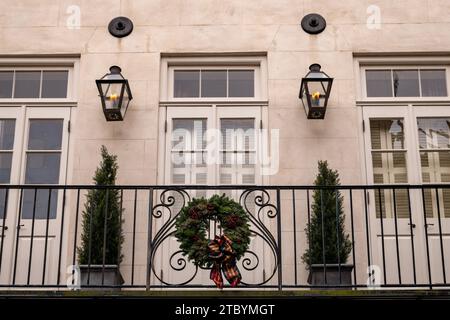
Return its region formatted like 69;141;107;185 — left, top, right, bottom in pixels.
1;0;449;186
2;0;450;287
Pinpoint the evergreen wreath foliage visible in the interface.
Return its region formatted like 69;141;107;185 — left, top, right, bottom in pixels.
175;194;251;267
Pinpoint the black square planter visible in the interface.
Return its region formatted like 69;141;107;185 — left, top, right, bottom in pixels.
308;264;354;288
79;265;124;290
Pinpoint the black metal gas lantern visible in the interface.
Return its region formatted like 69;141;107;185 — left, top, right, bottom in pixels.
96;66;133;121
299;64;333;119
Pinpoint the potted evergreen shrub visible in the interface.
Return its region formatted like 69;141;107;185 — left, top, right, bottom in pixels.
302;161;353;287
78;146;124;289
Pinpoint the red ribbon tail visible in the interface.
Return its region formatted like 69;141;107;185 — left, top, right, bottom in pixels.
210;264;223;289
230;278;240;287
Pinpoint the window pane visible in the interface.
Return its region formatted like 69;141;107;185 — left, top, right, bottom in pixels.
171;119;207;185
221;118;255;150
418;118;450;149
220;118;256;185
41;71;68;98
229;70;254;97
0;188;7;219
174;70;199;98
28;119;63;150
420;151;450;218
0;119;15;150
370;119;405;150
0;153;12;183
393;70;420;97
418;117;450;218
14;71;41;98
420;70;447;97
0;72;13;98
22;189;58;219
23;152;61;219
0;152;12;217
201;70;226;97
366;70;392;97
25;153;61;184
172;119;206;150
370;119;408;219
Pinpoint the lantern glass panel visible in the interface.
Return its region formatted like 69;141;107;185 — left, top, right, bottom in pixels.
300;86;309;109
306;81;328;108
121;87;130;116
101;82;124;110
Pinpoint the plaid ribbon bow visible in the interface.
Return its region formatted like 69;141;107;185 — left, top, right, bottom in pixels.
208;235;242;289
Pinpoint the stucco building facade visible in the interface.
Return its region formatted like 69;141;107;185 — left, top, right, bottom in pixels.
0;0;449;289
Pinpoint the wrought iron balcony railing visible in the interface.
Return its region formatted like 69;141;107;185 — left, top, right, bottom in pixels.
0;184;449;290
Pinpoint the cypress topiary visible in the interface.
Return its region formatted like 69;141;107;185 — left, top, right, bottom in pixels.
302;160;352;268
78;145;124;265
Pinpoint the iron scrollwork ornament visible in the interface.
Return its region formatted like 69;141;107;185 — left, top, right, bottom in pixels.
174;194;251;288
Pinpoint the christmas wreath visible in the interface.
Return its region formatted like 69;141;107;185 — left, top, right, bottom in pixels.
174;194;251;288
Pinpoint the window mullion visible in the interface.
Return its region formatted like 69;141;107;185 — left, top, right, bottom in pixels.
199;70;202;98
418;69;423;97
391;69;395;98
226;70;229;98
38;70;43;98
11;71;16;98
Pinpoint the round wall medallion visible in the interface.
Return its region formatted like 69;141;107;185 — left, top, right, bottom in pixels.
301;13;326;35
108;16;134;38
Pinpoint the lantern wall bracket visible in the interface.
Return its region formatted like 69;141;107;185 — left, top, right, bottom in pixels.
108;16;134;38
301;13;326;35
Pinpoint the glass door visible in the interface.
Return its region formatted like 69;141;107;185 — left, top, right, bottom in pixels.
0;108;24;286
363;106;427;286
413;107;450;285
0;107;70;286
161;106;262;285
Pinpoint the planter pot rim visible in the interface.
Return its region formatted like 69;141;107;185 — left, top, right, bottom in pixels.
308;264;354;286
310;263;354;268
79;264;120;269
79;264;125;287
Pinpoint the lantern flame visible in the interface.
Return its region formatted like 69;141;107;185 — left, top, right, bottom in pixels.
311;91;320;100
108;93;119;101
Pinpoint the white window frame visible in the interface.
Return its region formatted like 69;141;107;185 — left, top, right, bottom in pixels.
160;55;268;104
355;56;450;104
361;66;450;101
356;57;450;285
158;55;269;186
0;57;79;105
0;106;71;285
355;56;450;187
161;105;266;186
0;57;78;284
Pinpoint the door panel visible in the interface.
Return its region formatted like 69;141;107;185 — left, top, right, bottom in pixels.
364;106;450;287
157;106;264;286
0;107;70;286
413;108;450;285
363;106;428;286
0;107;25;285
215;107;266;286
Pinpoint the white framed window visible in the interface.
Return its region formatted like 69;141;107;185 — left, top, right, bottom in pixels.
0;57;76;285
364;67;448;98
170;67;258;99
0;106;71;285
164;106;263;188
160;55;268;103
357;57;450;285
0;57;78;103
355;56;450;102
